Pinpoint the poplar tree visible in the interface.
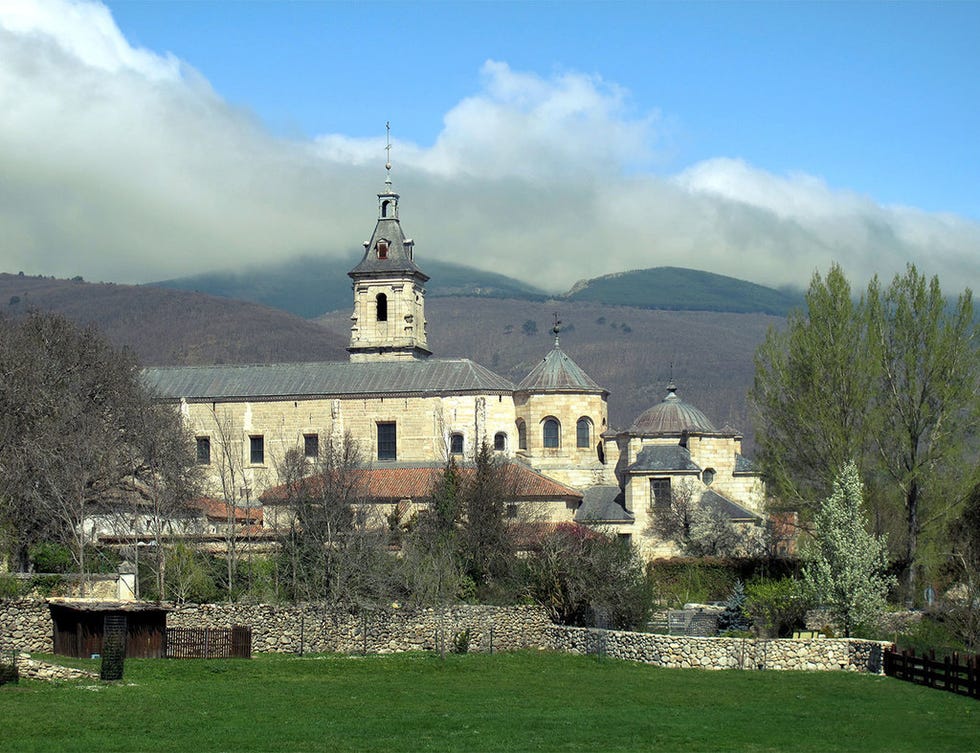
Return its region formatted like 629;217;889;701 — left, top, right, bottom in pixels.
803;462;894;637
750;264;877;513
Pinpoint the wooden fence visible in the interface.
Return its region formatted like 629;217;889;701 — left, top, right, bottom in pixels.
883;649;979;699
164;626;252;659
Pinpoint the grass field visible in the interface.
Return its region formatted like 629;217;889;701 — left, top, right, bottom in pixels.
1;652;976;752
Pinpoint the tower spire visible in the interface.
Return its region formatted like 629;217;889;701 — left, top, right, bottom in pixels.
384;121;393;191
552;313;562;348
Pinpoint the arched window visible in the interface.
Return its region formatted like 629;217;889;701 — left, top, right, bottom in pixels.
377;239;389;259
376;293;388;322
543;418;560;449
381;200;390;218
493;432;507;452
450;433;464;455
516;420;527;450
576;417;592;448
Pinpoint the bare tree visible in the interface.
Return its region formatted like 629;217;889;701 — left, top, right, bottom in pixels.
0;312;200;594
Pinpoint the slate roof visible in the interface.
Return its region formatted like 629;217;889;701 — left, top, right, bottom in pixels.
699;488;761;522
734;454;757;474
631;383;717;435
574;485;634;524
517;343;606;394
627;445;702;474
143;358;515;401
261;461;582;504
349;188;428;280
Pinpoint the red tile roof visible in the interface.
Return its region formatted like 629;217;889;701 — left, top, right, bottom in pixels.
191;497;263;523
261;462;582;504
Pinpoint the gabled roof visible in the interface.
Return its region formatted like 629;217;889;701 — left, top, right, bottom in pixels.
517;342;606;395
627;445;701;474
261;461;582;504
700;489;761;522
191;497;263;523
574;485;634;524
143;358;515;401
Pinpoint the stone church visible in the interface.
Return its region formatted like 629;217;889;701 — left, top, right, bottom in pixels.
143;170;765;558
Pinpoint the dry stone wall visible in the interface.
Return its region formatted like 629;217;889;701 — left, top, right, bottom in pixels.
0;598;890;673
168;603;554;655
548;625;889;673
0;600;53;653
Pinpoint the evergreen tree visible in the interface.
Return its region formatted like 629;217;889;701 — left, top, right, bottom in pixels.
803;462;895;637
717;580;750;633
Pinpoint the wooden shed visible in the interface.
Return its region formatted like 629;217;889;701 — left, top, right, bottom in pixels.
48;599;170;659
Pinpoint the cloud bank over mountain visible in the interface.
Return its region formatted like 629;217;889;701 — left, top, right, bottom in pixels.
2;0;978;294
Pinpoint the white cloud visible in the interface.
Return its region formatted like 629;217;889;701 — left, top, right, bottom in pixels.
1;0;979;299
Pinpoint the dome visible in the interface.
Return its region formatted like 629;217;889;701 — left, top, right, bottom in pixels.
630;383;717;434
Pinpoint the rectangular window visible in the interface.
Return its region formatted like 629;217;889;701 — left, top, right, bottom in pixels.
377;422;396;461
650;478;672;509
304;433;319;459
249;435;265;465
195;436;211;465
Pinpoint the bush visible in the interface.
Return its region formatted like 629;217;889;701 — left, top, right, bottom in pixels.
29;542;73;573
745;578;812;637
524;524;652;630
0;574;27;598
717;580;751;633
647;558;738;607
0;660;19;686
29;574;67;596
451;629;471;654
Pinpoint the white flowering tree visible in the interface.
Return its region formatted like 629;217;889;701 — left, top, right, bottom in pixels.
803;462;895;637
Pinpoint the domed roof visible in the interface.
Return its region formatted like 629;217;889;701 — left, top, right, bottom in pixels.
630;383;717;435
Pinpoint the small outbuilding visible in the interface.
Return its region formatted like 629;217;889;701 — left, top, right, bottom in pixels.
48;599;170;658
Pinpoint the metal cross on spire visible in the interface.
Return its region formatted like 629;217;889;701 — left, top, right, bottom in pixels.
384;121;392;189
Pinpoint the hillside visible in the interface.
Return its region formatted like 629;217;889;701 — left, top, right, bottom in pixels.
565;267;804;315
153;257;802;320
153;254;548;318
0;273;347;365
318;297;781;447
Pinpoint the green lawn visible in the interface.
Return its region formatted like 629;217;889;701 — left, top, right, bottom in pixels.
1;652;976;752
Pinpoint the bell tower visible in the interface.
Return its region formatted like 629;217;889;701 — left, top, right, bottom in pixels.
347;125;431;362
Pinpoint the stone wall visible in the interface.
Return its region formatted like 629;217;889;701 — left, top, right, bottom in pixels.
168;603;554;655
548;625;889;673
0;599;53;653
0;598;890;674
14;654;97;681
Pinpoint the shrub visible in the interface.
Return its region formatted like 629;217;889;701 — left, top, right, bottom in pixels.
0;574;26;599
29;542;73;573
745;578;812;637
451;629;471;654
0;660;18;686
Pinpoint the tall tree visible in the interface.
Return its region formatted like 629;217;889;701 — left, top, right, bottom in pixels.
750;264;877;513
0;312;199;587
803;462;894;637
866;264;978;592
460;442;515;586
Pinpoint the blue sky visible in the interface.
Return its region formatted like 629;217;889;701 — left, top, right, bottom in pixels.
1;0;979;294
